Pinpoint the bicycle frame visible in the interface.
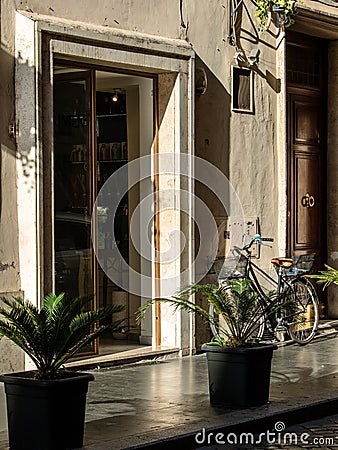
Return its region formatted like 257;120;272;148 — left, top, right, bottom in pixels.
228;246;314;327
214;235;319;343
238;251;294;301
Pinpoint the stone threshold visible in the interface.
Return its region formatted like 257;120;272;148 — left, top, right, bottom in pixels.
65;346;180;371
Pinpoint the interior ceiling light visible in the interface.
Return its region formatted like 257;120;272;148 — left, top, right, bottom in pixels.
112;93;118;102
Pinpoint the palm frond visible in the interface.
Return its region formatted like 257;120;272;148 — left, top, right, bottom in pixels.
136;280;289;348
0;297;47;369
0;293;126;379
309;265;338;289
51;305;125;369
53;317;125;369
136;284;216;327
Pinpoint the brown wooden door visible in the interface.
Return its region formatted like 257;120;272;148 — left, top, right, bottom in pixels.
287;33;327;278
288;94;324;261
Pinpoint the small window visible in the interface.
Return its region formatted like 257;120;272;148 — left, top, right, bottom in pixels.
232;67;253;113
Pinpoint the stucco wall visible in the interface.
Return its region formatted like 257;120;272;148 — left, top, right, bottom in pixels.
0;0;337;361
2;0;280;313
185;1;281;347
190;0;280;272
0;1;24;374
0;0;21;293
15;0;183;38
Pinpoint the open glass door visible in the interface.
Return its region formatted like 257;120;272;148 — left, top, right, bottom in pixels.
53;69;97;355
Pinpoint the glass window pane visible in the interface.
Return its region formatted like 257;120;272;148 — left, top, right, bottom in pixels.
53;73;94;302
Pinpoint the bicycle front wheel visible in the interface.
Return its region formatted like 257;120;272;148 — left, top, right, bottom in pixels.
286;279;319;344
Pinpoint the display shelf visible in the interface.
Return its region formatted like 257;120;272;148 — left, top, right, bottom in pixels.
97;114;126;118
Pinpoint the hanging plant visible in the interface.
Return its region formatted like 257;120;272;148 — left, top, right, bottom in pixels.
255;0;300;30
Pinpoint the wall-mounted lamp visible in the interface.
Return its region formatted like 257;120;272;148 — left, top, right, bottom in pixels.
195;67;207;96
248;48;260;66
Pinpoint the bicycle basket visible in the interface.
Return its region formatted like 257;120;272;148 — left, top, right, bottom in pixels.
292;253;315;274
218;255;248;282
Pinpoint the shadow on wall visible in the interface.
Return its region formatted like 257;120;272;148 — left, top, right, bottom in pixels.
231;0;281;94
194;56;231;349
0;44;16;221
0;41;27;279
195;57;231;178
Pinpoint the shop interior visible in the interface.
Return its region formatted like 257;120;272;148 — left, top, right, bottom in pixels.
53;66;154;357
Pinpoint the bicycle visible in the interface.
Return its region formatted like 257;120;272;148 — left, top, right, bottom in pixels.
209;234;319;345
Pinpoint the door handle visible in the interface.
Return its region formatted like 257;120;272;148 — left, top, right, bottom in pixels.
301;193;315;208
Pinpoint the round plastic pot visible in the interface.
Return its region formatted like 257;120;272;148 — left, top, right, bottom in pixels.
0;370;94;450
201;344;277;408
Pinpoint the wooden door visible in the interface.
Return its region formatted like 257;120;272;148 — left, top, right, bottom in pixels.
288;94;324;261
287;34;327;275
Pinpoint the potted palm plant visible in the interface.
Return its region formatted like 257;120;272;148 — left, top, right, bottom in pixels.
309;265;338;289
0;293;125;450
137;280;287;408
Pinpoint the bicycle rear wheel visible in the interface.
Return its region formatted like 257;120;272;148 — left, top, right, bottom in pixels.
286;279;319;344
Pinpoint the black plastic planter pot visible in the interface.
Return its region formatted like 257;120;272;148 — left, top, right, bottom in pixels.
0;371;94;450
201;344;277;408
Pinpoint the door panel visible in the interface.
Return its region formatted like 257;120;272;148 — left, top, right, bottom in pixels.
295;153;320;249
294;102;320;146
289;94;323;259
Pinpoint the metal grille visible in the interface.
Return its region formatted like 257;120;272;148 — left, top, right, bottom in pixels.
287;45;320;89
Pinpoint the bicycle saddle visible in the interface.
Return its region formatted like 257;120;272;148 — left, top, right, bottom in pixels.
271;257;294;268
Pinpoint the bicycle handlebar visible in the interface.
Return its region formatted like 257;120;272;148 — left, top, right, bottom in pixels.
235;234;274;253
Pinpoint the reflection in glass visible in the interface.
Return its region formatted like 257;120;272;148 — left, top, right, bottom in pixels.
53;73;94;302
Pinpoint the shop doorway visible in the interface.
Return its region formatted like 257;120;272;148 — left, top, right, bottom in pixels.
53;65;155;356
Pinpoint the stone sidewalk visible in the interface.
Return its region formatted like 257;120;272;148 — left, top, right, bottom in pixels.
0;327;337;449
81;329;338;449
